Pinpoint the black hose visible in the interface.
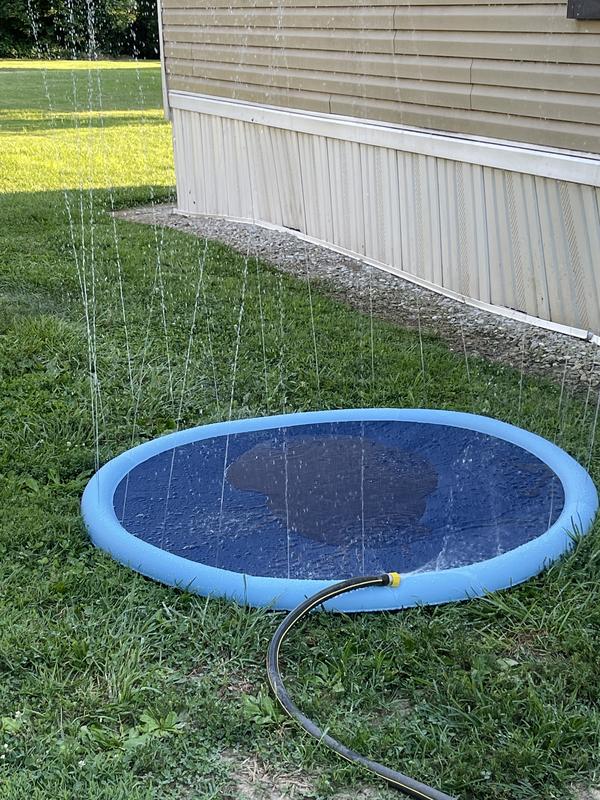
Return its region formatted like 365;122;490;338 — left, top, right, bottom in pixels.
266;573;457;800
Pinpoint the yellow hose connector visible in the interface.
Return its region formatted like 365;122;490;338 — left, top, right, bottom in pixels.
387;572;401;588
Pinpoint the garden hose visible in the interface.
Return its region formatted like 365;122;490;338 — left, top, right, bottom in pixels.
266;573;456;800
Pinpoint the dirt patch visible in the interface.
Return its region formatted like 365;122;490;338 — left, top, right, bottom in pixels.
574;789;600;800
220;750;393;800
221;751;314;799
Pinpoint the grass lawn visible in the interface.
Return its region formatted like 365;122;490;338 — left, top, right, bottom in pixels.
1;59;599;800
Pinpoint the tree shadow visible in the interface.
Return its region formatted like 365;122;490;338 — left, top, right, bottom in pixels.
0;110;167;132
0;63;164;115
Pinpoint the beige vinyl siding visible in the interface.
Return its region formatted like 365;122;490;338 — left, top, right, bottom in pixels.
161;1;600;154
163;0;600;153
162;4;600;336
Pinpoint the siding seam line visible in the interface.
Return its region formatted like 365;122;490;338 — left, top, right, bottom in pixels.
468;56;473;111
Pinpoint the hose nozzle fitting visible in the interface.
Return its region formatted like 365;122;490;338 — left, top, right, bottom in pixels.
386;572;401;588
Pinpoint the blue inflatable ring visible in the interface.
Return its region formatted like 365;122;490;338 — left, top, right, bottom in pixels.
82;409;597;612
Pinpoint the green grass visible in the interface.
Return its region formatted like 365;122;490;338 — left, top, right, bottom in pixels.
0;60;172;192
1;59;599;800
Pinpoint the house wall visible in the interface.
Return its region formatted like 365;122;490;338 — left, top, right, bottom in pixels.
171;98;600;336
161;0;600;154
159;1;600;337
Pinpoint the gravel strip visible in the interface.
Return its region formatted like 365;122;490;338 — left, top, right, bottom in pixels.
115;205;599;394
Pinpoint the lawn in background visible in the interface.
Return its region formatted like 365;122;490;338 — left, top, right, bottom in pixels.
0;60;173;192
0;60;599;800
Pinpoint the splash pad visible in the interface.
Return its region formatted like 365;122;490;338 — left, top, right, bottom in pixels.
82;408;597;612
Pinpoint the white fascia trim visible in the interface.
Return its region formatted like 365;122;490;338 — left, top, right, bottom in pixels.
156;0;170;120
174;207;600;344
169;90;600;188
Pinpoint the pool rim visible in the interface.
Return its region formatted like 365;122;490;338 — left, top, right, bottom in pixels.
81;408;598;612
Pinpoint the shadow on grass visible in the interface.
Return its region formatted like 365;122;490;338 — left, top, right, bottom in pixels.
0;110;167;132
0;63;164;114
